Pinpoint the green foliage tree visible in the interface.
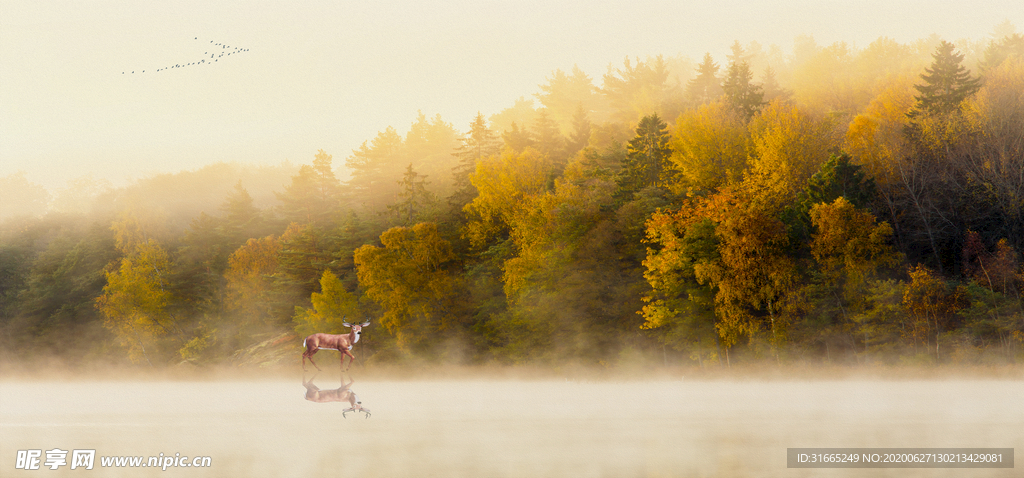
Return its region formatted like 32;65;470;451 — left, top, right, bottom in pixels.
536;66;602;131
722;60;765;120
345;129;406;214
531;109;566;166
387;164;438;226
686;53;722;106
565;104;593;155
501;122;535;153
0;172;50;221
278;150;344;225
618;114;674;195
602;56;673;122
911;41;982;116
979;33;1024;72
449;113;502;209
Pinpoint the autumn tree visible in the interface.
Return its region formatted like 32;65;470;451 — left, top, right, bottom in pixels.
642;209;721;364
353;223;456;351
463;148;551;249
292;269;359;338
809;197;900;302
669;101;749;194
696;199;798;359
745;100;840;204
95;236;177;364
902;264;967;360
962;232;1019;294
644;187;798;364
224;235;283;329
957;59;1024;249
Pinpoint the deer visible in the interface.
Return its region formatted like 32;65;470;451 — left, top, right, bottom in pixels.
301;372;371;418
301;320;370;372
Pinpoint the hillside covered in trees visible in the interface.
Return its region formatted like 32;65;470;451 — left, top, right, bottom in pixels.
2;30;1023;368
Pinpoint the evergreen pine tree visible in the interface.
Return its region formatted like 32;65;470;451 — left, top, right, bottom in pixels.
979;33;1024;72
449;113;501;209
388;164;436;226
565;103;592;155
722;61;764;120
501;122;535;152
618;114;673;195
759;65;791;104
686;53;722;105
532;109;565;161
912;40;982;116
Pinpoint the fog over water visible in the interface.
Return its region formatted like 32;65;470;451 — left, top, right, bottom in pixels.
2;376;1021;476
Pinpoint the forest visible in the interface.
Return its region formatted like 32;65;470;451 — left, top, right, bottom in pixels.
2;29;1023;369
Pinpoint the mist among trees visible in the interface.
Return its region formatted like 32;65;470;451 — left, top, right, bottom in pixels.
3;28;1024;368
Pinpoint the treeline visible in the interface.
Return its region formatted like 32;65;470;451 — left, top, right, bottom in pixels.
2;32;1023;368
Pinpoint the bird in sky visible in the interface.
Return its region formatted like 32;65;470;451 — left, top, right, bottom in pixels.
123;37;250;75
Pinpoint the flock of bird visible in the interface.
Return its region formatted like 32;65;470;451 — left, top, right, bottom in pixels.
122;37;250;74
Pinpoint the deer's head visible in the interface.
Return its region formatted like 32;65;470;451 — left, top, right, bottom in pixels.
341;319;371;343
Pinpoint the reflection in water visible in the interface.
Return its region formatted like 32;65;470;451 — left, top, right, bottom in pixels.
301;372;371;418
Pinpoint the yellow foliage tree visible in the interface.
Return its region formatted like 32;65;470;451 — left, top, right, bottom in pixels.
501;158;616;301
902;265;967;360
354;223;455;348
224;235;282;328
844;74;917;189
463;148;551;248
745;100;839;205
669;101;749;195
95;239;173;365
293;270;359;338
809;197;901;303
643;186;798;362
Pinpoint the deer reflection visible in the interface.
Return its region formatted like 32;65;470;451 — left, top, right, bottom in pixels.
301;372;371;418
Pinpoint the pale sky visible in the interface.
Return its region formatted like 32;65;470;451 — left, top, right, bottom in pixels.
1;0;1020;190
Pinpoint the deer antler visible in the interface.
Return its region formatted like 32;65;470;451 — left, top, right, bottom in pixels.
343;407;371;419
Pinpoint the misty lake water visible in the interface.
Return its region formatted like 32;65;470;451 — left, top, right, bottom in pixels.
1;377;1021;477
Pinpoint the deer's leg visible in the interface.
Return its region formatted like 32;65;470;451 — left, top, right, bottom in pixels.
342;350;355;371
304;349;322;371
